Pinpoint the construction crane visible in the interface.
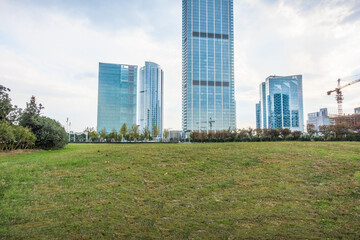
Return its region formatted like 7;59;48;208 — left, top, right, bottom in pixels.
327;77;360;116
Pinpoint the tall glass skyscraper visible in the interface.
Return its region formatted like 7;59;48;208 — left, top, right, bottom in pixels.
138;61;163;137
97;62;137;133
182;0;236;133
256;75;304;132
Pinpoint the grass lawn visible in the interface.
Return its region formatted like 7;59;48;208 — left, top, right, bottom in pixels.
0;142;360;239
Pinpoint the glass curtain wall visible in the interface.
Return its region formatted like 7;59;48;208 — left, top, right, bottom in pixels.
138;62;163;137
182;0;236;133
97;63;137;133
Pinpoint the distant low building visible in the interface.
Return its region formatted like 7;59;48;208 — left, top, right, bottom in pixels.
355;107;360;115
169;130;182;140
330;108;360;127
307;108;333;130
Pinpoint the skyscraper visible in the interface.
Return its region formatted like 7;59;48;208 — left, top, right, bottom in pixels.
257;75;304;132
256;103;261;129
97;62;137;133
182;0;236;133
138;61;164;138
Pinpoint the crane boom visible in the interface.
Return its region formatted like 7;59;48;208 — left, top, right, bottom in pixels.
327;77;360;116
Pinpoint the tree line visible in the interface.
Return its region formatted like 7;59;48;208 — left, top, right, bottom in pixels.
84;125;171;142
0;85;67;151
190;123;360;142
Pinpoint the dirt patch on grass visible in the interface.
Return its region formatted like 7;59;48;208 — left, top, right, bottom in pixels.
0;149;42;157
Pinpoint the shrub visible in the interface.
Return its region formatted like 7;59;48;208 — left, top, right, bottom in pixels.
35;117;67;149
22;116;67;150
0;120;36;151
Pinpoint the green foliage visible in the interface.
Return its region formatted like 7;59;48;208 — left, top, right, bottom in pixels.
108;128;118;142
0;85;14;122
280;128;291;138
307;124;317;137
152;125;159;138
30;116;67;149
85;127;99;142
0;120;15;150
19;96;67;149
143;128;151;141
120;123;128;141
99;128;107;142
163;128;170;140
0;120;36;151
319;125;331;139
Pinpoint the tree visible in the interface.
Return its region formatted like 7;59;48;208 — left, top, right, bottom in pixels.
280;128;291;139
163;129;170;141
120;123;128;141
108;128;118;142
99;128;107;142
292;131;302;140
0;85;14;122
247;127;254;139
307;124;317;138
19;96;66;149
13;125;36;149
330;123;349;139
254;128;263;137
84;127;99;142
19;96;44;129
0;120;15;151
143;128;151;141
268;128;280;139
319;125;331;139
129;125;140;142
152;125;159;139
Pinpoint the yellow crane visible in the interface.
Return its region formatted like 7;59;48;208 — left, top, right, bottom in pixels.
327;77;360;116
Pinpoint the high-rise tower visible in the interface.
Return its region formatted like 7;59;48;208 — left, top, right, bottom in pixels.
97;62;137;133
138;61;164;138
182;0;236;133
256;75;304;132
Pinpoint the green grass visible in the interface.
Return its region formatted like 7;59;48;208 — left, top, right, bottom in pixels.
0;142;360;239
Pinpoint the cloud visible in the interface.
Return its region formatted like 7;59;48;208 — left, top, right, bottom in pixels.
0;0;182;131
235;0;360;127
0;0;359;131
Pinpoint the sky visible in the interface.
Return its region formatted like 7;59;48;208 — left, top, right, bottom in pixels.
1;0;360;132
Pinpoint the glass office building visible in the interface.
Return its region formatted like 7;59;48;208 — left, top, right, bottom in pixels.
307;108;331;131
138;61;163;137
182;0;236;133
257;75;304;132
97;62;137;133
256;103;261;129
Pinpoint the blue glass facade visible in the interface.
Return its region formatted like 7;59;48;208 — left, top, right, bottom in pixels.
97;63;137;133
138;62;163;137
257;75;304;132
182;0;236;133
256;103;261;129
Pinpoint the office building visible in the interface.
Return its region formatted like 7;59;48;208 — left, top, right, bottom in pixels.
97;62;137;132
257;75;304;132
355;107;360;115
330;108;360;128
307;108;331;130
182;0;236;133
256;103;261;129
138;61;163;138
169;130;182;140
